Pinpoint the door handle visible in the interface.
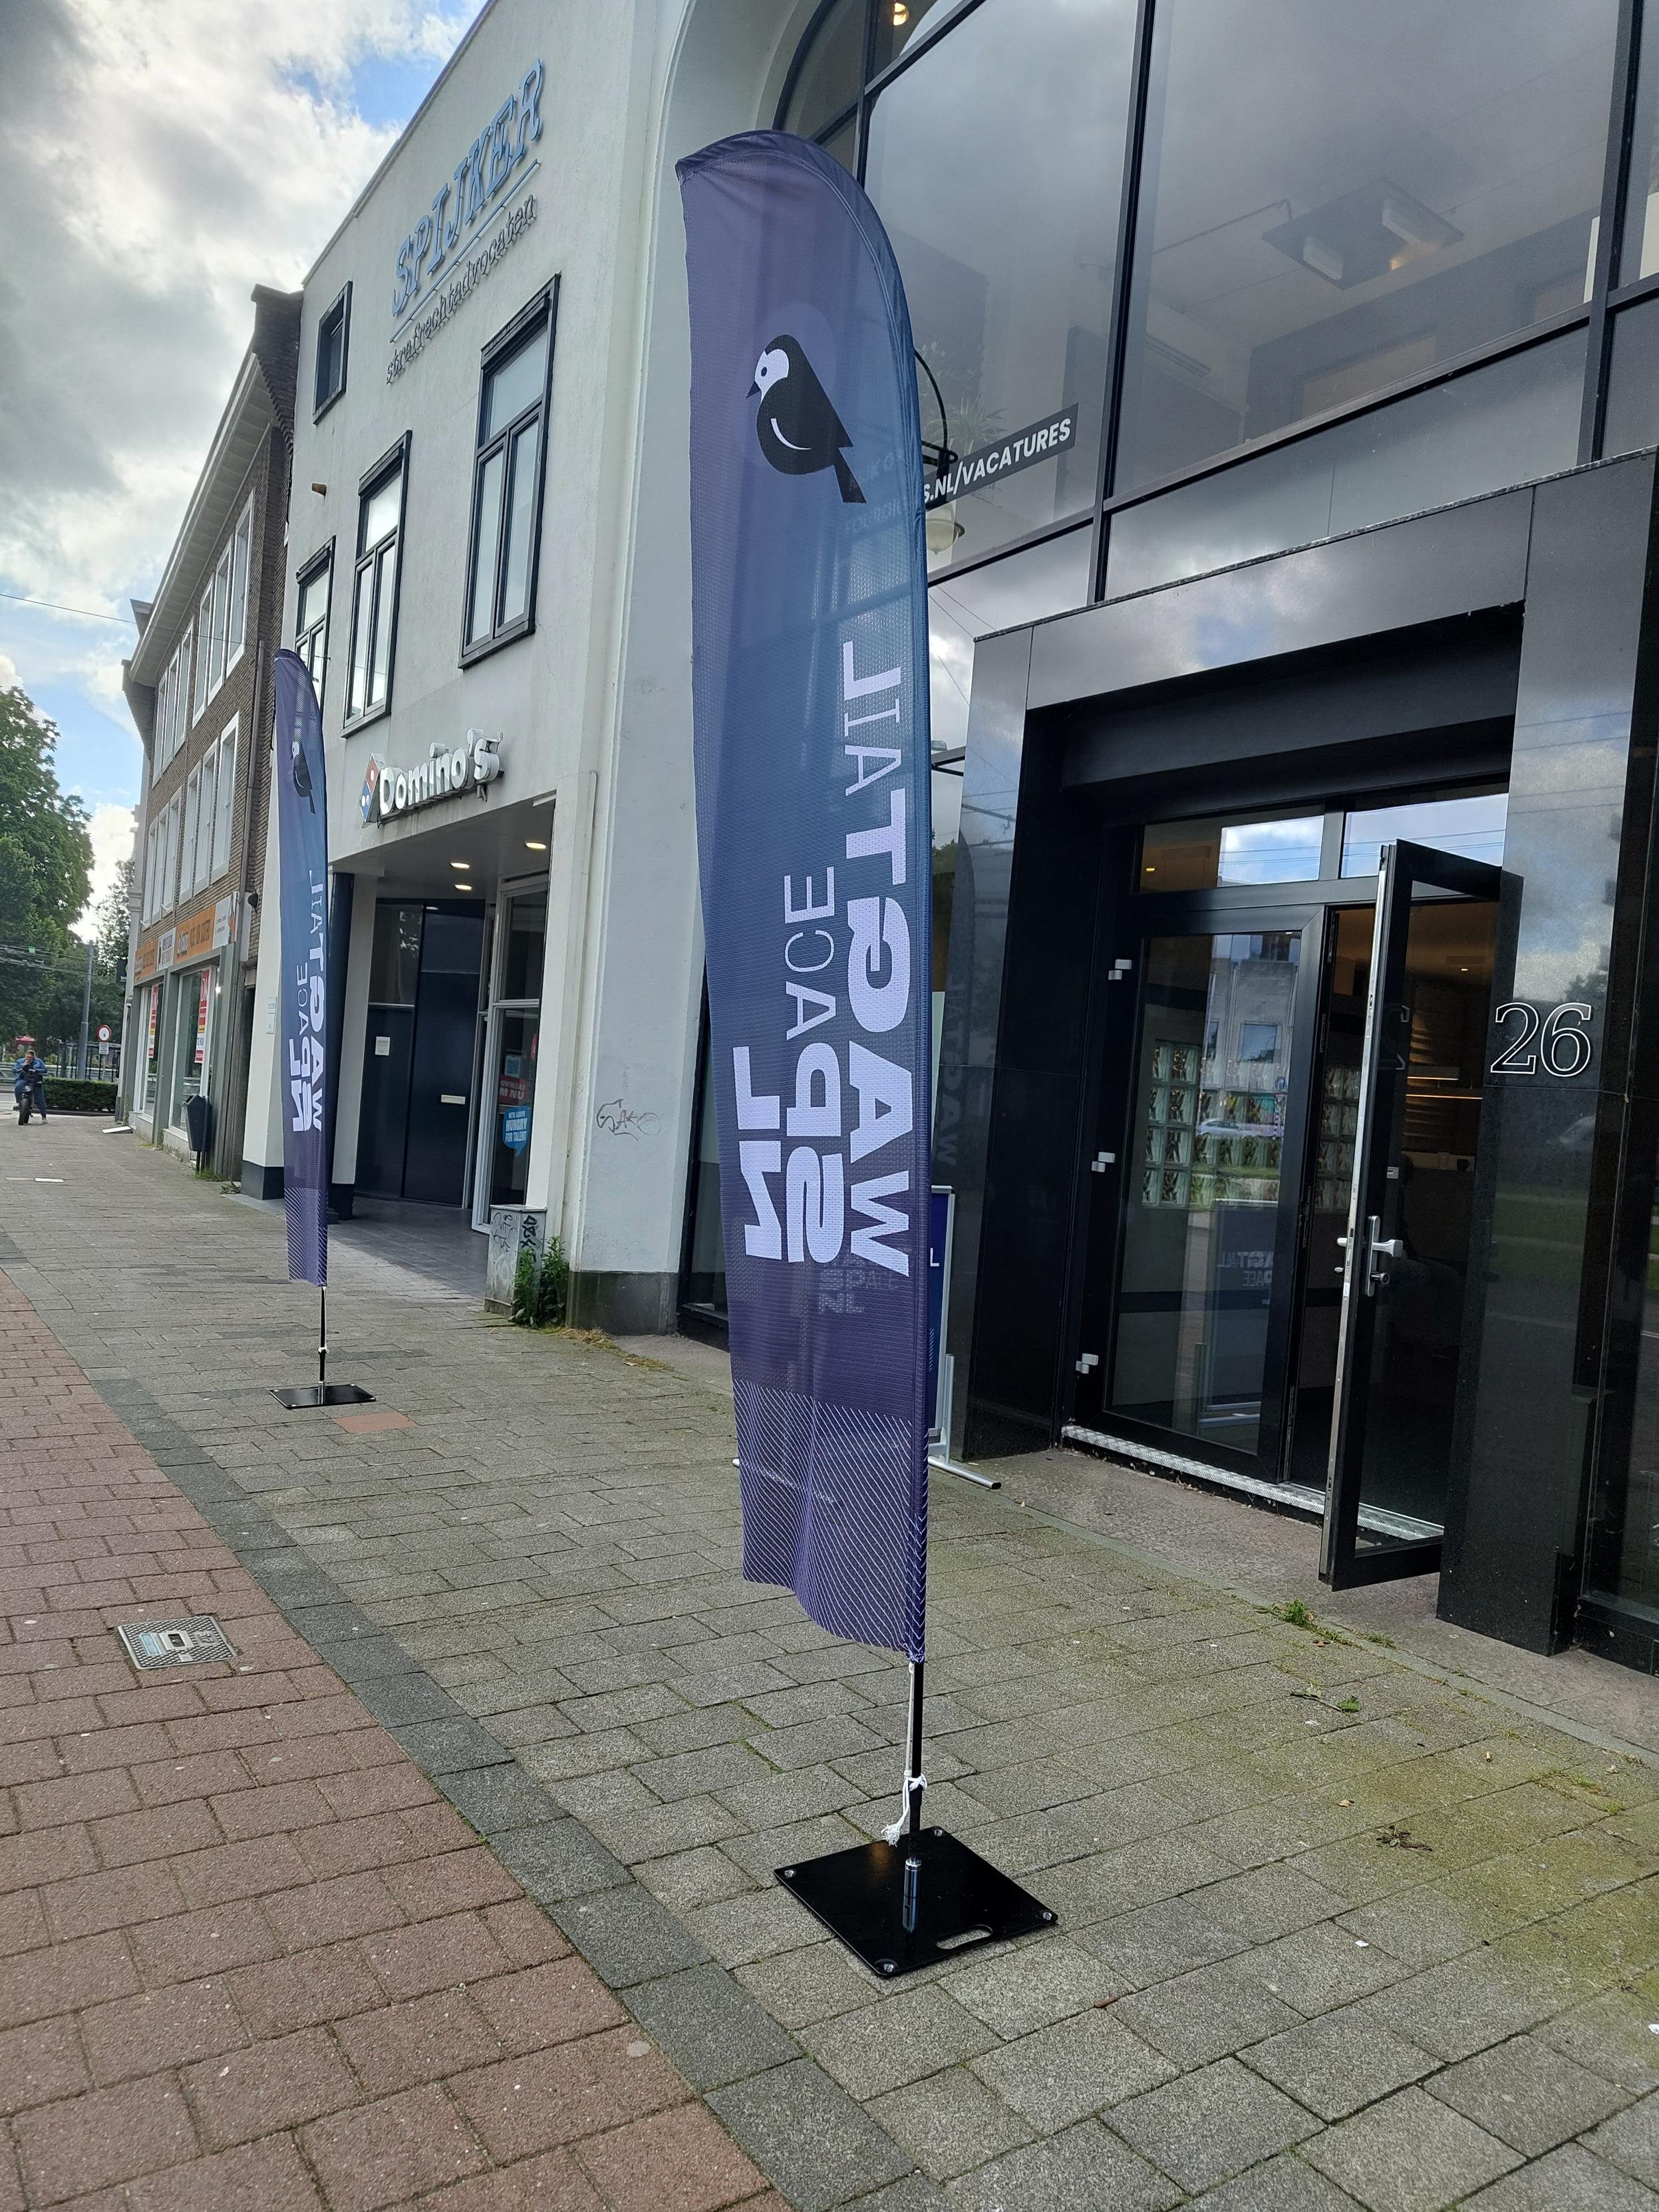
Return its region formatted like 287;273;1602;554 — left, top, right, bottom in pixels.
1365;1215;1404;1296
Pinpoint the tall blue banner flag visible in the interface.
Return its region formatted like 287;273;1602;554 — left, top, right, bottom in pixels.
271;649;329;1289
679;133;932;1662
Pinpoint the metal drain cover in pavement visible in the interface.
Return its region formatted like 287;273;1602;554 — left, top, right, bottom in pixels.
116;1616;237;1670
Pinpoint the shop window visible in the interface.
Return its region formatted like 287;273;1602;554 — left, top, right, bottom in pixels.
479;887;547;1221
464;297;554;656
1114;0;1617;495
315;283;351;416
140;983;160;1113
170;969;212;1127
863;0;1137;569
347;442;407;723
1340;788;1507;877
295;549;332;702
211;722;237;880
1106;330;1587;598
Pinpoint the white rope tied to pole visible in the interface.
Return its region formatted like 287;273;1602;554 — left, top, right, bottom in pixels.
883;1769;927;1845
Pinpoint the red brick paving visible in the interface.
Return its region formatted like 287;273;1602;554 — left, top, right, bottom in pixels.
0;1272;776;2212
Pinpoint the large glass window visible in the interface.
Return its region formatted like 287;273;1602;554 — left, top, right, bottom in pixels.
348;447;405;722
1114;1;1618;496
864;0;1136;568
465;302;552;654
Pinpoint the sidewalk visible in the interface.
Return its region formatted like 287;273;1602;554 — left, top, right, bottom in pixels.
0;1265;776;2210
4;1114;1659;2211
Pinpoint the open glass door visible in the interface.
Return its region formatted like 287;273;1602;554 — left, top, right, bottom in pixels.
1322;840;1501;1587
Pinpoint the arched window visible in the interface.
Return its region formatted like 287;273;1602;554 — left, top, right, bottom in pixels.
774;1;947;164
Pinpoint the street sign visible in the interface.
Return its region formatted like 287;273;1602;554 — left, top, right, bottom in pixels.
96;1025;111;1044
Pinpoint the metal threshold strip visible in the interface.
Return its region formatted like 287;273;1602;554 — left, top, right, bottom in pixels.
1060;1423;1439;1543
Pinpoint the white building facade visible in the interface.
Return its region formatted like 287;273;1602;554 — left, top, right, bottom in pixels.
244;0;875;1330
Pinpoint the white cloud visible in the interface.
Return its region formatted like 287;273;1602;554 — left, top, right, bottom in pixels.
0;652;15;689
74;802;138;940
0;0;476;614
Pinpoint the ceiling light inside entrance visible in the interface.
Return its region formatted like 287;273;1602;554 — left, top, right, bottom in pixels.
525;840;547;852
1264;180;1461;290
450;859;470;869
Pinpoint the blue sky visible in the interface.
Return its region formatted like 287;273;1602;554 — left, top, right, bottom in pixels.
0;1;480;919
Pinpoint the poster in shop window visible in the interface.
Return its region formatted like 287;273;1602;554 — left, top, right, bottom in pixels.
679;133;932;1662
271;649;329;1287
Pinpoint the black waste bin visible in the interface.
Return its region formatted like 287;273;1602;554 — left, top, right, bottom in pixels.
184;1091;213;1168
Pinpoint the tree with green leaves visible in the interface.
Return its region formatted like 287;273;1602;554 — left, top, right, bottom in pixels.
0;681;94;1052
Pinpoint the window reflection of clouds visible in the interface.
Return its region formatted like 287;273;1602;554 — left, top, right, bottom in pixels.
927;526;1090;762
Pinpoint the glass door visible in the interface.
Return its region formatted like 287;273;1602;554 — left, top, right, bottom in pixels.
1102;914;1323;1481
471;883;547;1227
1322;841;1501;1587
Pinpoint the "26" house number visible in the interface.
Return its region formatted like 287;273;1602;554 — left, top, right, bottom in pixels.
1489;1000;1594;1078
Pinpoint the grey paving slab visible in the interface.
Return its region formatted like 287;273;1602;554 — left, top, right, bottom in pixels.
1186;2156;1368;2211
1587;2092;1659;2191
709;2058;913;2212
11;1120;1659;2212
1108;2057;1320;2193
945;2120;1183;2212
1426;2032;1630;2157
1299;2087;1523;2212
623;1960;802;2090
871;2065;1036;2181
801;1986;999;2102
1461;2141;1659;2211
970;2007;1177;2130
1243;2010;1437;2122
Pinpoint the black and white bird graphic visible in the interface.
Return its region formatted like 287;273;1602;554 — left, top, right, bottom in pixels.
291;737;315;812
749;335;863;503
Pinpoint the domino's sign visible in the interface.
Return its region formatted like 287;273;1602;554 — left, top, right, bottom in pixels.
361;731;504;825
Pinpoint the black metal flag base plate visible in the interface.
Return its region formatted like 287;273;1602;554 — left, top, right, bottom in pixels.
778;1826;1054;1979
271;1384;375;1410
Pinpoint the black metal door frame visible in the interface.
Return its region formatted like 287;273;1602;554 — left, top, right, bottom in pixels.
1320;840;1504;1587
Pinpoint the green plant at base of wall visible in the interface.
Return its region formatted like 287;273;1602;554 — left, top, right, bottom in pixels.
536;1237;569;1328
512;1245;539;1326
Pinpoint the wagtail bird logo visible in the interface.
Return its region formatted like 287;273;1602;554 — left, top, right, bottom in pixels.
291;736;315;812
750;335;863;503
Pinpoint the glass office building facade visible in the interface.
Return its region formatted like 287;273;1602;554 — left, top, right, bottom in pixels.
678;0;1659;1674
